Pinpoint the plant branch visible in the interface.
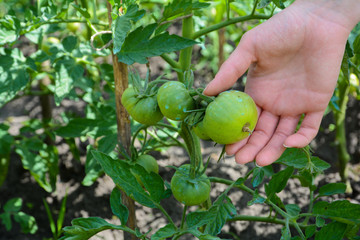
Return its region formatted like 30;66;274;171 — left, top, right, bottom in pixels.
192;14;270;39
160;54;181;69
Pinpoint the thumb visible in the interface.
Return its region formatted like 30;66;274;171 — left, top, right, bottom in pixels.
203;35;255;96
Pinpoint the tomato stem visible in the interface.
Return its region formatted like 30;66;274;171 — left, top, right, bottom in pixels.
180;205;188;229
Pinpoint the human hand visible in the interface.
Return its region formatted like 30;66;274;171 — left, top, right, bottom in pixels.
203;0;360;166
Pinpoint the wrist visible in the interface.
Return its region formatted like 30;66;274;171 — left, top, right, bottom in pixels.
293;0;360;31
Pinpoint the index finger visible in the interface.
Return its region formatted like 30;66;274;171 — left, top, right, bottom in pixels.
203;36;255;96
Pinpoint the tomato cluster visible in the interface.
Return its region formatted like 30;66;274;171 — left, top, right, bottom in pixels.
122;80;257;145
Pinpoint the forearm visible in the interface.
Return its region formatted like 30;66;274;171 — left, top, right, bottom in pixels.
293;0;360;31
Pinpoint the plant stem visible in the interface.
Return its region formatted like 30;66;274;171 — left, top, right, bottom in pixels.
178;16;194;82
334;79;351;192
192;14;270;40
180;205;188;229
21;19;108;35
156;203;176;227
160;54;181;69
107;3;137;240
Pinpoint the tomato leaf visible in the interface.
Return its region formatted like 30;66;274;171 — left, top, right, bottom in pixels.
62;36;78;53
315;221;348;240
186;207;218;229
0;48;30;108
110;187;129;225
61;217;126;240
285;204;300;218
313;200;360;225
161;0;209;21
251;167;265;187
265;166;294;198
275;148;308;169
13;211;38;234
116;23;197;64
204;195;236;235
15;139;58;193
71;3;91;18
91;150;164;208
247;189;266;206
310;157;331;172
54;57;84;105
151;223;177;240
318;182;346;197
112;4;145;54
353;33;360;55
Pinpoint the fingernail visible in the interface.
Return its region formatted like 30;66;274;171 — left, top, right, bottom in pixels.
254;162;262;168
283;144;291;148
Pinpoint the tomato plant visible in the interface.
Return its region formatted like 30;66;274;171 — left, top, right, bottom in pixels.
0;0;359;240
157;81;195;121
203;90;258;144
170;164;211;206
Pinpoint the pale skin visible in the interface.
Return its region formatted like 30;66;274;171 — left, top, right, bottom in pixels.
203;0;360;166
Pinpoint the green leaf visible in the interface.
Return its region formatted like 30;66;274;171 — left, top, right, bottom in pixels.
313;200;360;225
275;148;308;169
186;207;218;229
247;189;266;206
151;223;177;240
257;0;272;8
252;167;265;187
311;157;331;172
0;15;21;45
112;4;146;54
316;216;325;227
0;48;30;107
55;118;116;139
204;195;236;235
305;225;316;238
0;212;12;231
318;183;346;197
272;0;286;9
353;33;360;54
62;36;78;53
315;221;348;240
116;23;197;64
91;150;163;208
285;204;300;218
281;225;291;240
110;187;129;225
82;146;104;186
162;0;209;21
187;229;222;240
13;211;38;234
4;198;22;213
71;3;91;18
266;166;294;198
54;57;84;105
61;217;125;240
0;26;17;45
15;140;58;192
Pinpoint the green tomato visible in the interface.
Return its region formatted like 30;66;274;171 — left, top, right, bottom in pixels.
41;37;60;54
203;90;258;144
121;87;163;125
157;81;195;121
170;164;211;206
193;120;211;140
133;154;159;186
67;22;81;33
136;154;159;174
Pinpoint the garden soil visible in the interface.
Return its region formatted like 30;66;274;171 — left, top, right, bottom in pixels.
0;57;359;240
